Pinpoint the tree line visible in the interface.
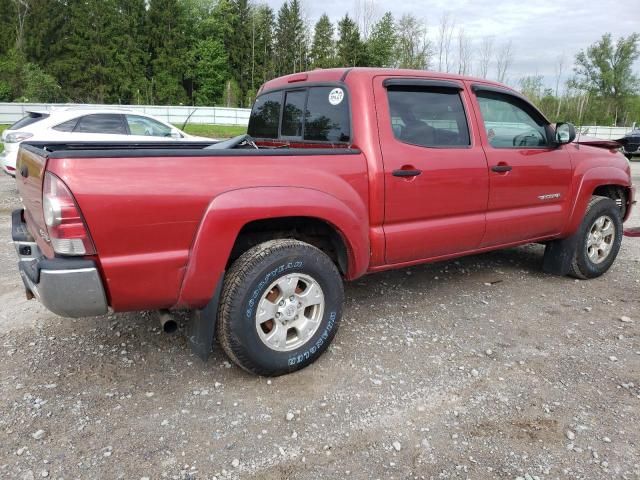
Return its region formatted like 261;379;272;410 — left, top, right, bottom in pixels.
1;0;639;126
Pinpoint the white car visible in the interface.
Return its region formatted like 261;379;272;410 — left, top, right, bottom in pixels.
1;107;213;176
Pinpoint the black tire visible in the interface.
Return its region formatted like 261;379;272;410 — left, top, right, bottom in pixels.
568;196;623;279
218;239;344;376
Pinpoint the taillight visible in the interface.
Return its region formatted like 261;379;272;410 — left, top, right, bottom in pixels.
43;172;96;256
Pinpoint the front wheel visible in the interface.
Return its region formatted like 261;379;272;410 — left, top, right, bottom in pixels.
569;196;623;279
217;239;344;376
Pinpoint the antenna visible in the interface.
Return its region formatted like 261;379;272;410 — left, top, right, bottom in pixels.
181;108;197;131
575;91;589;148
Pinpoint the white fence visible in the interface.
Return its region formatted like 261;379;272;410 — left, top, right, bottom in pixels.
0;102;251;126
577;125;635;140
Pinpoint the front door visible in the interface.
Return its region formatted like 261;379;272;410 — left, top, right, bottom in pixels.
375;77;490;265
469;86;573;247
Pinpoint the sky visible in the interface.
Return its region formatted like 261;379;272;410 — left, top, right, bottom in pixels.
264;0;640;90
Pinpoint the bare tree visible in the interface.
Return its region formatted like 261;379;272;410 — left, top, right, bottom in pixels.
354;0;377;40
477;36;493;78
436;13;455;72
395;14;432;70
456;29;473;75
554;53;565;118
495;40;513;83
11;0;30;52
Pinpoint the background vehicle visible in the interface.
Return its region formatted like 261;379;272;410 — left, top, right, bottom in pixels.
11;68;635;376
1;107;211;176
621;127;640;159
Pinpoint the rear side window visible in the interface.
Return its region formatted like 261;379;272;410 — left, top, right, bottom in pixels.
248;86;351;143
387;87;470;147
53;118;78;132
10;112;49;130
247;91;281;139
75;114;127;134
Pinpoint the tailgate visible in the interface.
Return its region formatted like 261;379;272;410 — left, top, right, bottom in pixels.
15;145;53;257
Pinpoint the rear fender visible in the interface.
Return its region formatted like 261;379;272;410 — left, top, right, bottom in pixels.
565;166;632;235
176;187;369;308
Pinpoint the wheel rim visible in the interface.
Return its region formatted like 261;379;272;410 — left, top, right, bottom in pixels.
586;215;615;264
255;273;325;352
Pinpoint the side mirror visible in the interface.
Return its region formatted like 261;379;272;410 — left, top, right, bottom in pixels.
170;129;183;139
555;122;576;145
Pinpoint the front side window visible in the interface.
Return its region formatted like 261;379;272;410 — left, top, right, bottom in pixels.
74;114;127;134
126;115;173;137
387;87;470;147
476;92;548;148
247;91;282;139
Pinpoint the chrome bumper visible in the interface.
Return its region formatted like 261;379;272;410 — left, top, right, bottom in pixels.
12;209;108;318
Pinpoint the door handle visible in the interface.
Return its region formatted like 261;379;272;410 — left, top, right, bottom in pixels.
392;168;422;178
491;164;512;173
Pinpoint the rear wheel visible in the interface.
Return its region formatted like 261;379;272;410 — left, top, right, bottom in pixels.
217;239;343;376
568;196;623;279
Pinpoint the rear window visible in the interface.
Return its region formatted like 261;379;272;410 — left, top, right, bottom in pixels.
281;90;306;137
248;85;350;143
10;112;50;130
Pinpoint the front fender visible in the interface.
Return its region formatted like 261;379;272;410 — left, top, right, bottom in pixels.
176;186;370;308
564;166;632;235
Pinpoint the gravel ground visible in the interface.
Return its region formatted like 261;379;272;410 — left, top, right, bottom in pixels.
0;165;639;480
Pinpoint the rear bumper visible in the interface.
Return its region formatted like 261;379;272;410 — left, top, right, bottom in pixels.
12;209;108;317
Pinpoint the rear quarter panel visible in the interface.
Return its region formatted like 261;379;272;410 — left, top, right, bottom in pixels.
47;152;369;311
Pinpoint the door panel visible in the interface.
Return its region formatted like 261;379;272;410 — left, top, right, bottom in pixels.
470;87;573;247
374;76;489;264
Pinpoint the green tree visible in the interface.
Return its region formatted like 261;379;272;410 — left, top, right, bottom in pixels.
336;14;366;67
310;14;335;69
147;0;191;104
572;33;640;125
228;0;253;106
367;12;396;67
190;38;228;105
274;0;307;76
395;13;431;69
19;62;62;102
252;4;275;88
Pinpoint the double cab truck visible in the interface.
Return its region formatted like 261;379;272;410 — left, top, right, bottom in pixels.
12;68;635;376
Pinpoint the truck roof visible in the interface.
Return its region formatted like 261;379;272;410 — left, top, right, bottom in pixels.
260;67;511;94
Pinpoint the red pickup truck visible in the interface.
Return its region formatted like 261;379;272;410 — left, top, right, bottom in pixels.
12;68;635;376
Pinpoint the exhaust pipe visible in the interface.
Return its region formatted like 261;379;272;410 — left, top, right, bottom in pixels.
158;309;178;334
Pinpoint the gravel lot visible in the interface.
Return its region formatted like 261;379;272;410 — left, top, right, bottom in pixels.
1;165;639;480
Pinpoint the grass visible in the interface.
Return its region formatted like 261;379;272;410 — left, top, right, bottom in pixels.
0;123;244;154
0;125;8;153
180;124;247;139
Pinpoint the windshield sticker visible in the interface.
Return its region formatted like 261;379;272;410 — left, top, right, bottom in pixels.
328;88;344;106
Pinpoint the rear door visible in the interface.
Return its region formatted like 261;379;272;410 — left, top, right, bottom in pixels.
375;77;489;264
469;85;573;246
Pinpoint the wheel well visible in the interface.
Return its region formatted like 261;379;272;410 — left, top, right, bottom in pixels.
227;217;349;276
593;185;628;217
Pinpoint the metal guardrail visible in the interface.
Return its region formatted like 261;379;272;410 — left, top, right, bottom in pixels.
0;102;252;126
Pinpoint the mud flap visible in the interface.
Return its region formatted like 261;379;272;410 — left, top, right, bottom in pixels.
542;233;579;276
188;273;224;361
